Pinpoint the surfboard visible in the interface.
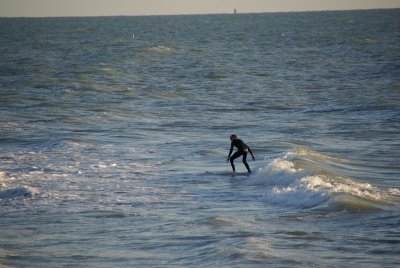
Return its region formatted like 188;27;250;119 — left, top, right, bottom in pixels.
204;171;252;177
232;172;252;177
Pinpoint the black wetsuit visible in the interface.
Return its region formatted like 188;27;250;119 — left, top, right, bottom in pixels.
228;138;254;173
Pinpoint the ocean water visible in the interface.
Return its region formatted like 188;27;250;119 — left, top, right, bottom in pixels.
0;9;399;267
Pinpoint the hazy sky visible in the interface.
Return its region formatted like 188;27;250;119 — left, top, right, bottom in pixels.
1;0;399;17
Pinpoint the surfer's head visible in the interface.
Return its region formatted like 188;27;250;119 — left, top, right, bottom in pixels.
230;134;237;140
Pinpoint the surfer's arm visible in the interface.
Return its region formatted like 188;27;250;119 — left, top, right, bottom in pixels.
227;144;234;161
248;147;256;160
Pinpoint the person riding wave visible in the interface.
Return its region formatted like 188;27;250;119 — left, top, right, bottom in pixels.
227;134;256;173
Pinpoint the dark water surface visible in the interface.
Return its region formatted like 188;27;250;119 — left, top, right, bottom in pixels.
1;9;399;267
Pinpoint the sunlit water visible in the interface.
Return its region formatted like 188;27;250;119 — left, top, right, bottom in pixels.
1;9;399;267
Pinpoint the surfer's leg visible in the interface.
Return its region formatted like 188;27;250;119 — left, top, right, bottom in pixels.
230;151;242;172
230;160;235;172
242;152;251;173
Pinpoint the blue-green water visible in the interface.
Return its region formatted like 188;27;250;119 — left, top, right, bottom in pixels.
1;9;399;267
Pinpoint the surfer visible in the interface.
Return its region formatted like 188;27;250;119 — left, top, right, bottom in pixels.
227;134;256;173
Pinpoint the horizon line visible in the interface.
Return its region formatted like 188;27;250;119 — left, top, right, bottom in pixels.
0;7;398;19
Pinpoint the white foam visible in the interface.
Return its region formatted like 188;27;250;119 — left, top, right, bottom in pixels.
388;188;400;196
145;45;174;52
261;175;330;208
251;158;305;186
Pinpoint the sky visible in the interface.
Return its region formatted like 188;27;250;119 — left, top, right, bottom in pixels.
0;0;399;17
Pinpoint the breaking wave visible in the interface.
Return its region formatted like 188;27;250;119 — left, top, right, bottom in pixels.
249;149;399;211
